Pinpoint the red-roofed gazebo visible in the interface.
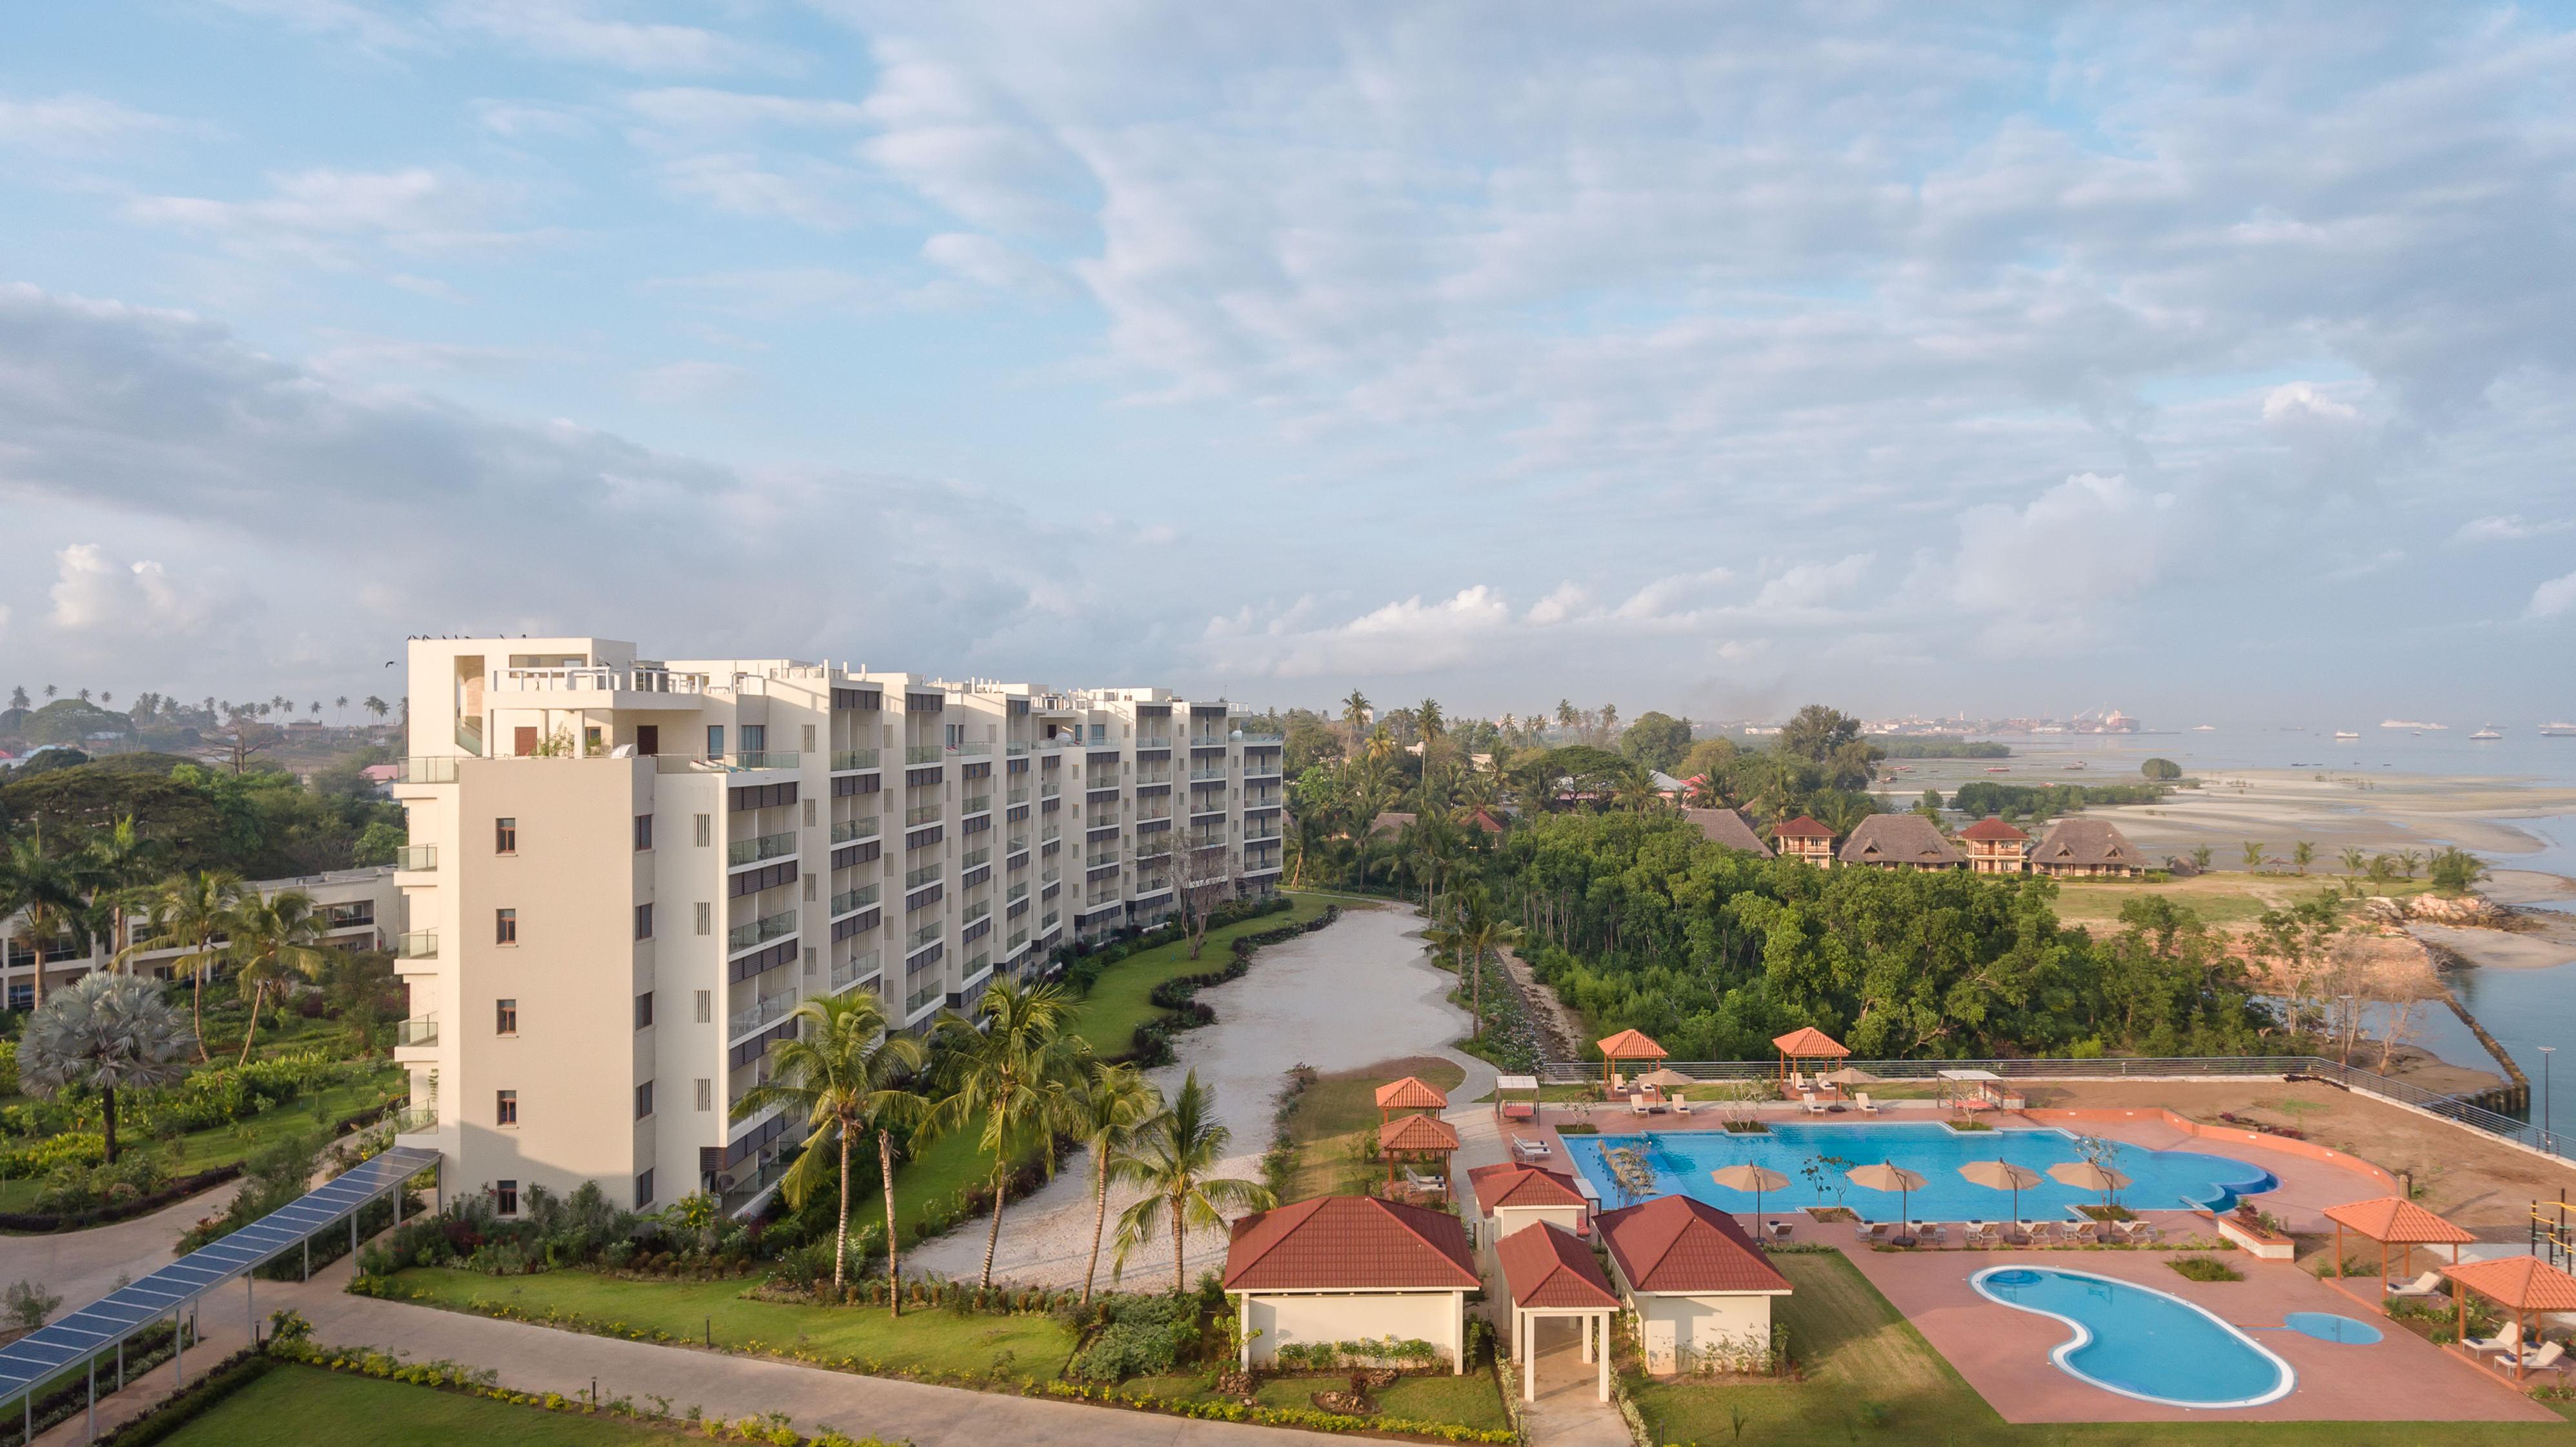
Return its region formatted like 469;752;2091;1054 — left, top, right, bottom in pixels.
1379;1112;1463;1200
1596;1029;1668;1093
2443;1255;2576;1381
1498;1223;1620;1404
1772;1026;1849;1092
1374;1075;1450;1121
2323;1196;2475;1297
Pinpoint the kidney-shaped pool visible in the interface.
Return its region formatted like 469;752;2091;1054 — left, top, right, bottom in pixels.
1973;1265;2295;1408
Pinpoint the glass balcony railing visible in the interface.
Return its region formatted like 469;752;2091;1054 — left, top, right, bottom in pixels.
904;804;942;827
1007;786;1030;804
832;749;881;771
727;911;796;951
396;756;459;784
1189;767;1227;782
456;718;484;756
1007;836;1031;858
961;902;991;925
905;862;943;890
905;980;943;1015
1243;758;1283;777
1007;881;1028;902
728;831;796;866
906;922;942;950
904;744;943;765
1039;784;1060;799
831;884;880;916
1236;731;1285;744
1138;736;1171;750
1041;867;1061;885
729;991;798;1039
1243;828;1282;843
1008;929;1027;951
830;949;880;991
961;794;992;815
732;751;798;771
1006;742;1030;756
952;739;992;758
394;844;437;871
396;1015;438;1047
1041;911;1059;929
395;931;437;960
960;848;991;871
1085;851;1120;869
1040;825;1062;842
390;1104;438;1136
830;816;880;844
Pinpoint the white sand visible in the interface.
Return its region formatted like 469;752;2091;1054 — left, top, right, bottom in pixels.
909;902;1494;1289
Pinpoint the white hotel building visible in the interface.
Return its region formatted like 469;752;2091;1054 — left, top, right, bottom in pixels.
387;637;1284;1216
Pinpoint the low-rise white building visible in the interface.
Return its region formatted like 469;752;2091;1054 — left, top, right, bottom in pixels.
4;867;399;1012
1223;1195;1479;1371
1596;1194;1793;1374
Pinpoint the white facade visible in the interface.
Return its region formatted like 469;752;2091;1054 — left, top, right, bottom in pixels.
4;867;400;1012
1234;1290;1468;1371
388;637;1282;1217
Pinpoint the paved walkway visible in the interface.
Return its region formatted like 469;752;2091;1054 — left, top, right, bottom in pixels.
5;1177;242;1309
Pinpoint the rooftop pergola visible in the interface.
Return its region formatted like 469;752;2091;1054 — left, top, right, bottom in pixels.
1596;1029;1667;1093
1380;1112;1463;1201
1772;1026;1849;1091
2442;1255;2576;1383
2324;1197;2475;1295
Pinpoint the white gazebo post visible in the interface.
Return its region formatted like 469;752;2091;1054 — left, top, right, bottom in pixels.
1522;1311;1536;1401
1595;1312;1609;1401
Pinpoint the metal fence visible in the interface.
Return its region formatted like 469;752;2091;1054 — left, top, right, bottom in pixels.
1536;1054;2566;1162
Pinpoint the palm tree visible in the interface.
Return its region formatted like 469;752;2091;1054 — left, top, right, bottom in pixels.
1067;1060;1163;1305
2399;849;2423;880
125;871;244;1060
2340;847;2367;876
222;889;328;1064
18;972;194;1163
363;696;389;722
734;993;926;1299
1429;885;1524;1041
2292;841;2315;875
2241;841;2265;872
1;835;94;1010
1340;690;1371;746
1113;1071;1274;1291
923;980;1083;1287
334;695;350;723
83;816;161;965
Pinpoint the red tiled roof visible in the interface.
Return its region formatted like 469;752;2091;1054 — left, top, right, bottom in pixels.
1771;815;1834;838
1957;816;2029;843
1467;1162;1588;1215
1596;1028;1667;1060
2324;1197;2475;1245
1374;1076;1451;1111
1378;1113;1462;1153
1223;1195;1480;1291
1771;1026;1849;1058
1498;1223;1620;1310
2444;1255;2576;1311
1596;1195;1793;1295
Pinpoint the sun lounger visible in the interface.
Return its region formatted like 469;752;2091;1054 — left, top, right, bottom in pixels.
2465;1322;2523;1355
1768;1220;1795;1242
2024;1221;2058;1245
1629;1093;1651;1117
2070;1221;2103;1244
1672;1096;1693;1116
1855;1092;1878;1115
2499;1341;2567;1376
1855;1220;1886;1244
1921;1223;1948;1247
2385;1269;2445;1300
1513;1137;1553;1160
1800;1091;1826;1115
1966;1222;1999;1248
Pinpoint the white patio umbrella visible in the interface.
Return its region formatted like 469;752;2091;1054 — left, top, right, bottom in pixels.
1847;1161;1929;1240
1713;1165;1792;1237
1958;1159;2044;1233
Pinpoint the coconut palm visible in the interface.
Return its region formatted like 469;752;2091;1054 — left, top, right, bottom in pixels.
222;889;328;1064
923;979;1083;1287
2399;849;2424;880
1067;1060;1163;1305
82;816;162;964
0;835;94;1010
18;972;194;1163
733;991;926;1300
125;871;245;1060
2292;841;2315;875
1112;1071;1274;1291
2340;847;2367;876
1427;885;1524;1041
2241;841;2265;872
1340;689;1371;745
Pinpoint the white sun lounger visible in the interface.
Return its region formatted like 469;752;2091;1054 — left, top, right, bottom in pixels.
1800;1091;1826;1115
2384;1270;2445;1299
2464;1321;2524;1355
1855;1092;1878;1114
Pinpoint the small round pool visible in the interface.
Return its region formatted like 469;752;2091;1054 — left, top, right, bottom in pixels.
2282;1312;2380;1344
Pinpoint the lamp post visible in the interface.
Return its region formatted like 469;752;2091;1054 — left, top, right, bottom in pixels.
2541;1046;2555;1153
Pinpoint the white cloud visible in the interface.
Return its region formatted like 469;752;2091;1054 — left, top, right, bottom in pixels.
48;545;210;636
654;153;865;229
1940;474;2176;616
2260;383;2360;427
921;232;1058;292
1524;583;1591;625
127;167;534;265
2457;515;2573;545
441;0;776;74
1749;554;1873;616
2531;571;2576;621
632;360;750;404
1208;586;1514;678
208;0;424;52
625;88;868;132
0;94;181;154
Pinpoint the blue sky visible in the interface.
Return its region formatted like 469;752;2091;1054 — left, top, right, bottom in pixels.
3;2;2574;725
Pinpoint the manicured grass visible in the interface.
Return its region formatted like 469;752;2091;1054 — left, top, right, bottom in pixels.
1282;1055;1465;1202
1122;1369;1509;1431
388;1266;1075;1378
887;894;1331;1235
153;1363;688;1446
1629;1251;2576;1446
0;1069;402;1213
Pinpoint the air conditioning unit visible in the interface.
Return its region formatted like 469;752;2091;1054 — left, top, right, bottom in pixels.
712;1171;736;1193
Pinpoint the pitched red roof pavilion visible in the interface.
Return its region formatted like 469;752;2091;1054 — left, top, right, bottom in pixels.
2323;1197;2475;1245
1771;816;1835;838
1498;1222;1620;1310
1373;1075;1451;1116
1595;1195;1792;1295
1222;1196;1479;1291
1771;1026;1849;1058
1958;816;2030;843
1595;1028;1669;1092
1378;1113;1462;1154
1466;1162;1588;1215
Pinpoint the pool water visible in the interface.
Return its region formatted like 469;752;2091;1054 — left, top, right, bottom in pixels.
1562;1122;2276;1221
2281;1312;2381;1344
1975;1266;2295;1408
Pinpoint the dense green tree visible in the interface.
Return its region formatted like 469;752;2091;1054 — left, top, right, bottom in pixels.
18;972;194;1163
1618;711;1694;774
2140;758;2182;780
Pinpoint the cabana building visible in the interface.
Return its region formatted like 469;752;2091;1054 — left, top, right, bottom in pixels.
1467;1162;1591;1245
1223;1196;1480;1371
1682;808;1772;857
1957;816;2030;875
2029;818;2148;878
1836;814;1964;871
1595;1195;1794;1374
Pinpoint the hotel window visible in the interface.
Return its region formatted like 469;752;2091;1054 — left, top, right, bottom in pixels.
584;725;601;753
634;814;654;851
495;1179;518;1215
494;817;516;853
494;998;517;1035
706;724;726;758
694;1078;712;1111
634;902;654;940
634;991;654;1029
634;1169;654;1210
801;724;816;753
495;1089;518;1126
494;908;518;945
741;724;765;754
634;1081;654;1120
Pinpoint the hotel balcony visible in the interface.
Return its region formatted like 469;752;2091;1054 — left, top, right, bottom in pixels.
728;989;798;1042
831;816;880;844
393;844;437;872
488;666;711;712
394;931;438;960
727;830;797;867
831;884;881;918
727;910;797;953
830;949;881;993
831;749;883;773
394;1015;437;1051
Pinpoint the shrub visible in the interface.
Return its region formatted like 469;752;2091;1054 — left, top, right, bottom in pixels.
1066;1292;1203;1381
2167;1255;2243;1282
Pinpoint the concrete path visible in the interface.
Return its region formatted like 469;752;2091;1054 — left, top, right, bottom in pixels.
1516;1321;1626;1447
1;1177;243;1310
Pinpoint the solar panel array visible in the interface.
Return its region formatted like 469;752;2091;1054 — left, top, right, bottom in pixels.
0;1145;439;1401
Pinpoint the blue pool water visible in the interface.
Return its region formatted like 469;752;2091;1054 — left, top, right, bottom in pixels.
1562;1123;2275;1221
2280;1312;2380;1344
1975;1266;2295;1408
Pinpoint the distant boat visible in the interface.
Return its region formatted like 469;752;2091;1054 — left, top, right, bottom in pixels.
2333;730;2359;740
2192;724;2217;732
1985;766;2010;773
2382;720;2447;730
2542;722;2576;737
2472;725;2503;740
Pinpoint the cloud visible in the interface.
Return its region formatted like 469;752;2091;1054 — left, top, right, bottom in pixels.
126;167;536;265
2531;571;2576;621
625;88;869;132
653;153;867;228
2457;515;2573;545
1749;555;1873;616
48;544;212;636
632;360;750;404
1207;586;1514;678
1939;474;2177;616
920;232;1060;293
1524;583;1591;625
0;94;182;154
441;0;778;74
2260;383;2360;427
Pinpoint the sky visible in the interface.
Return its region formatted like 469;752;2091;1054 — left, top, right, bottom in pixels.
3;2;2574;728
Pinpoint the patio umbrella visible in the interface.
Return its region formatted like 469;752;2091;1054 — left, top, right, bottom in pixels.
1713;1165;1791;1237
1637;1068;1696;1091
1820;1066;1880;1086
2047;1160;2131;1213
1958;1160;2043;1231
1847;1162;1929;1237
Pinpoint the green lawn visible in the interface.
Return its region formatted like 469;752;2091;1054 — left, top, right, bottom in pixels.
0;1068;402;1213
1282;1055;1465;1201
1123;1368;1509;1432
154;1364;689;1446
387;1266;1075;1379
1629;1251;2576;1446
887;894;1331;1235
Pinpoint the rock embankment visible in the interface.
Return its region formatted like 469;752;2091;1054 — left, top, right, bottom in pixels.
2364;893;2518;929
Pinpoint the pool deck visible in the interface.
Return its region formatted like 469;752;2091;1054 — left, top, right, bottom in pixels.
1830;1239;2560;1423
1511;1101;2390;1230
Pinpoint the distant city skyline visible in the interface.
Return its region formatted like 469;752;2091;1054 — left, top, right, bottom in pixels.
3;5;2572;722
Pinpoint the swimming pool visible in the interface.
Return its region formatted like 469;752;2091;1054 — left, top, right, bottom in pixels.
1974;1266;2295;1408
1561;1122;2275;1220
